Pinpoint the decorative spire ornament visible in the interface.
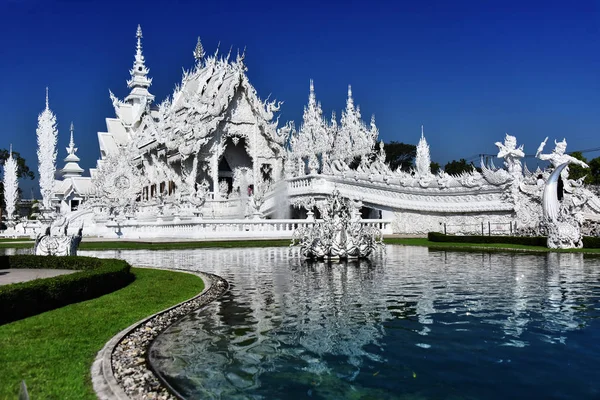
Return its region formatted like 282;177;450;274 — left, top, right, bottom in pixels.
61;122;84;178
415;126;432;177
36;89;58;210
3;144;19;224
125;24;154;104
193;36;205;63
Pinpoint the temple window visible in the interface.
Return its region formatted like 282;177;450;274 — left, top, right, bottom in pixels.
261;163;273;182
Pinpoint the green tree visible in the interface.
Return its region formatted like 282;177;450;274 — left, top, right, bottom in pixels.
0;148;35;210
430;161;441;175
444;159;475;175
568;151;591;183
588;157;600;185
384;141;416;171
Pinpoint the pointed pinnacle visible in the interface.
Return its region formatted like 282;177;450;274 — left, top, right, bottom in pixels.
45;87;49;109
136;24;143;39
70;122;75;146
348;85;352;98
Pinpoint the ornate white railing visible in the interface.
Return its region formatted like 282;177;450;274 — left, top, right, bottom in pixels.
103;218;393;240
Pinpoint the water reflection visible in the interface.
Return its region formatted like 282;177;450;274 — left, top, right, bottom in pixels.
62;246;600;399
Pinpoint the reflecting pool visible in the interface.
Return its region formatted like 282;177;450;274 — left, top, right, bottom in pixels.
14;245;595;399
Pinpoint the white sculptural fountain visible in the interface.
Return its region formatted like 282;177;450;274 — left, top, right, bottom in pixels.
290;190;384;260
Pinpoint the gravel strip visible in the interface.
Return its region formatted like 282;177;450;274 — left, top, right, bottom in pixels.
92;269;229;400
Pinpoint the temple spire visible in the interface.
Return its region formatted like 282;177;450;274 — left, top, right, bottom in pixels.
125;24;154;104
68;122;75;152
61;121;84;178
45;87;49;110
308;79;316;107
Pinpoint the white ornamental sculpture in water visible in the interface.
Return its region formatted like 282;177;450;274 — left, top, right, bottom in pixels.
3;146;18;228
291;190;384;260
36;88;58;213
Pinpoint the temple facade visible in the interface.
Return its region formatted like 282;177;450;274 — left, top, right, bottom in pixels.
43;25;600;239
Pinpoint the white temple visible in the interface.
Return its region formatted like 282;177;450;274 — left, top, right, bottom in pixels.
39;26;600;239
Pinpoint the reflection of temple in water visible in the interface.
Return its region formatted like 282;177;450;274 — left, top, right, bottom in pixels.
79;246;600;396
82;246;600;352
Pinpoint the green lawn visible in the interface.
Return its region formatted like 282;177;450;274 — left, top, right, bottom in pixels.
78;239;291;250
0;267;204;400
5;237;600;254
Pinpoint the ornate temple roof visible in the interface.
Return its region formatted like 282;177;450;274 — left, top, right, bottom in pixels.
97;30;287;162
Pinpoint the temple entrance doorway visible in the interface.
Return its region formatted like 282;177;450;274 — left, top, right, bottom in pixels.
218;137;253;198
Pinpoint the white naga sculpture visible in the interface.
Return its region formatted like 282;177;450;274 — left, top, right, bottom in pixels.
290;190;384;260
542;163;583;249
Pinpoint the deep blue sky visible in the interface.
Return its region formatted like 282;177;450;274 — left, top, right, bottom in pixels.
1;0;598;194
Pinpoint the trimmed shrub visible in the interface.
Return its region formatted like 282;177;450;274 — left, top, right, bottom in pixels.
583;236;600;249
0;256;134;325
427;232;547;247
428;232;600;249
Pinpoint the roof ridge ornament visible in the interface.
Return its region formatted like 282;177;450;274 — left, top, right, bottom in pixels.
193;36;205;63
347;84;354;111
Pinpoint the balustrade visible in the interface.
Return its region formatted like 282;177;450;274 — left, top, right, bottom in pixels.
104;218;392;239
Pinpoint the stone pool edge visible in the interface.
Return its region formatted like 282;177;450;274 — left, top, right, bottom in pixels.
91;268;229;400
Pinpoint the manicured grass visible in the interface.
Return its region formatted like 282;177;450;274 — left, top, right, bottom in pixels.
0;242;32;249
0;238;33;242
78;239;291;250
0;267;204;400
4;236;600;255
385;237;600;254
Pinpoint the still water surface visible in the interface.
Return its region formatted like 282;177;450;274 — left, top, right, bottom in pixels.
68;246;600;400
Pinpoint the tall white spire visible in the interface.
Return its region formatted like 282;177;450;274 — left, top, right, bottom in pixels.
125;24;154;104
61;122;84;178
415;126;432;177
36;89;58;210
3;144;18;223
